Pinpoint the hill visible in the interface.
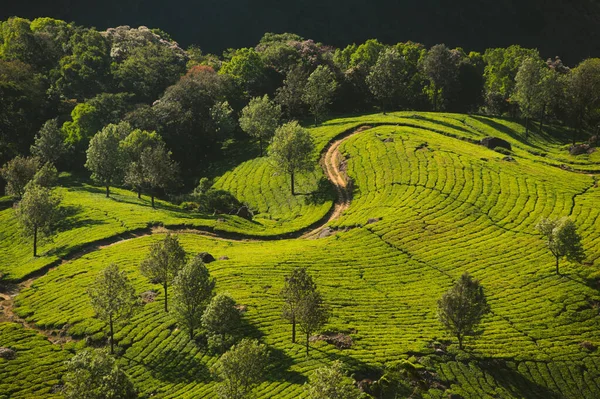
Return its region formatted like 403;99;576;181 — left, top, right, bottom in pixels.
1;112;600;398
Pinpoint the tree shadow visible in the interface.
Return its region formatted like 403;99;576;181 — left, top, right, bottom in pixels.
471;116;546;151
304;177;336;205
125;346;211;384
53;205;106;232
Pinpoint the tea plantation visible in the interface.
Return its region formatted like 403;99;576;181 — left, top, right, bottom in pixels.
1;112;600;398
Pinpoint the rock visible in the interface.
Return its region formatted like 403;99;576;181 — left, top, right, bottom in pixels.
502;156;516;162
217;217;226;223
580;341;597;351
0;347;16;360
382;137;394;143
196;252;215;263
367;217;381;224
435;348;446;355
141;291;157;303
480;136;511;151
219;256;229;261
235;304;248;313
318;227;334;238
570;143;590;155
589;135;599;146
560;164;574;171
236;206;253;220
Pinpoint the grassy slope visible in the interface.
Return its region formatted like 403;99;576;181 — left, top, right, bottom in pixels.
1;112;600;398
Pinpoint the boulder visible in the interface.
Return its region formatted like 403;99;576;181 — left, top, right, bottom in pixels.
382;137;394;143
196;252;215;263
219;256;229;261
318;227;334;238
141;290;157;303
502;156;516;162
367;217;381;224
236;206;253;220
480;136;511;151
570;144;590;156
589;135;599;146
0;347;16;360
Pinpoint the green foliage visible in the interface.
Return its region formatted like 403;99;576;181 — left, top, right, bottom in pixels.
303;65;338;125
419;44;460;111
140;233;187;312
367;48;408;113
437;272;490;350
31;162;58;188
304;360;362;399
202;293;241;352
31;119;66;165
173;255;215;339
297;290;330;356
85;123;128;197
512;57;546;135
239;95;282;156
536;217;586;274
564;58;600;133
0;155;39;198
275;65;308;118
139;142;180;207
281;267;317;343
219;47;266;95
88;263;139;353
214;338;269;399
63;348;136;399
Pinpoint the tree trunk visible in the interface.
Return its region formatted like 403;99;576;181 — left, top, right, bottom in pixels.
259;137;263;157
137;189;141;199
556;256;560;275
291;315;296;343
290;171;295;195
151;195;155;208
539;104;546;133
189;325;194;340
109;315;114;354
306;332;310;357
106;185;110;198
33;225;37;257
525;116;529;139
458;333;463;350
163;282;168;312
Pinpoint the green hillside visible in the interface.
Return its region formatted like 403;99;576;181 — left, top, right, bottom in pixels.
1;112;600;398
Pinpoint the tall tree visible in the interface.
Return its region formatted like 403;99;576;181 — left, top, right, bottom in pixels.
536;217;586;275
437;272;490;350
139;142;179;208
268;121;315;195
88;263;139;354
564;58;600;142
303;65;338;126
120;129;163;198
202;293;241;352
419;44;460;111
30;119;66;165
173;255;215;339
275;65;308;119
297;290;330;356
367;48;407;114
63;349;136;399
281;267;317;343
14;183;61;257
304;360;362;399
512;57;545;138
0;156;39;199
239;95;282;156
214;338;269;399
140;233;187;312
85;123;128;197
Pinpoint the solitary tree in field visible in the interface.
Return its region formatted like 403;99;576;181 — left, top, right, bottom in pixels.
281;267;317;343
239;95;282;156
304;360;362;399
139;142;179;208
214;338;269;399
536;217;585;275
367;48;407;114
63;349;136;399
31;119;66;165
140;233;187;312
0;156;39;199
202;293;241;352
88;263;139;354
269;121;315;195
303;65;338;126
14;183;61;257
297;290;330;356
85;124;125;197
173;255;215;339
512;57;544;138
437;272;490;350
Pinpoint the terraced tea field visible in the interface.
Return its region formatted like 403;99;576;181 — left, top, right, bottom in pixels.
1;112;599;398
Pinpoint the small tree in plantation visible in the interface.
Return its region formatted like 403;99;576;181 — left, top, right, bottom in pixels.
85;124;125;197
14;183;61;256
536;217;585;275
173;255;216;339
239;95;282;156
214;338;269;399
437;272;490;350
140;233;187;312
202;293;241;352
0;155;39;199
31;118;66;165
140;142;179;208
63;349;136;399
88;263;139;354
304;360;362;399
297;290;330;356
281;267;317;343
303;65;338;126
269;121;315;195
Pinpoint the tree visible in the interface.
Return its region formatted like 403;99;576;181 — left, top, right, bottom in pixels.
303;65;338;125
140;233;187;312
564;58;600;142
304;360;362;399
437;272;490;350
210;101;236;140
88;264;139;354
297;290;330;356
367;48;407;114
173;255;215;339
139;142;179;208
281;267;317;343
31;162;58;188
214;338;269;399
268;121;315;195
14;183;61;257
536;217;586;275
419;44;460;111
30;119;66;165
275;65;308;119
85;123;128;197
512;57;545;138
219;47;266;96
202;293;241;352
239;95;282;156
120;129;163;198
62;349;136;399
0;156;39;199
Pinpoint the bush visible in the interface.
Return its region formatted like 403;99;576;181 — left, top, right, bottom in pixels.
194;189;243;215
